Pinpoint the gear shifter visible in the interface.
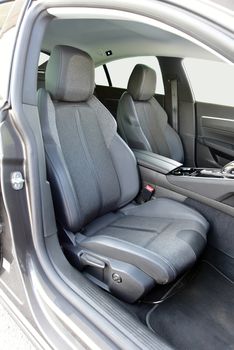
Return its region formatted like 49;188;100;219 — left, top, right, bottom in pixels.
221;161;234;178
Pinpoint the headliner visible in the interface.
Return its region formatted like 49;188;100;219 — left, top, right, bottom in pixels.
42;18;219;65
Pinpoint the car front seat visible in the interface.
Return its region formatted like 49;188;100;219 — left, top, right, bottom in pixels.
117;64;184;163
38;45;209;303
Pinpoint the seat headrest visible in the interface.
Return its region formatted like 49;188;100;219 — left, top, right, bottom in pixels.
45;45;95;102
127;64;156;101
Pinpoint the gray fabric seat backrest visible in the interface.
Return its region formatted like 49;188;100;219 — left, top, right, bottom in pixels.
38;45;139;233
117;64;184;163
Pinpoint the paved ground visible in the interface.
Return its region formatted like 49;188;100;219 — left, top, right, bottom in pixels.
0;303;35;350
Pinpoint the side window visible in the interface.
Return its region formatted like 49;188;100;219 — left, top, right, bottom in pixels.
95;56;165;94
0;0;25;105
183;58;234;107
95;65;109;86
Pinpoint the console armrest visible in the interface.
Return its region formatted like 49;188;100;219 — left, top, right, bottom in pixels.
134;150;182;175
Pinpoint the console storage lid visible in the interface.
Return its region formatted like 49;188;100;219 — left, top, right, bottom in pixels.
134;150;182;175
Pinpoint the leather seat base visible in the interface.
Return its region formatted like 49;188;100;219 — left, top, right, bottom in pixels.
79;198;208;285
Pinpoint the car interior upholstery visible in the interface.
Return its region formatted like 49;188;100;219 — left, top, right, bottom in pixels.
37;45;209;303
117;64;184;163
34;14;234;350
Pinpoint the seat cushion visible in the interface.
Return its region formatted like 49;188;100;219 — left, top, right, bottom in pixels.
79;198;209;284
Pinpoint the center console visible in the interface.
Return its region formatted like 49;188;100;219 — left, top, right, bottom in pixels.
171;167;234;179
134;149;234;179
134;149;234;215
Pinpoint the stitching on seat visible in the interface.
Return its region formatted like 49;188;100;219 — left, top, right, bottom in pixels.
121;208;205;226
131;96;152;151
89;98;122;204
74;106;104;213
109;223;160;234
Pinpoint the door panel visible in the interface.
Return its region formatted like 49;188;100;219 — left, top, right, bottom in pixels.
196;102;234;167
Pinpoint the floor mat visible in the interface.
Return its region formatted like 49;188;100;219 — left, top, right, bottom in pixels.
146;261;234;350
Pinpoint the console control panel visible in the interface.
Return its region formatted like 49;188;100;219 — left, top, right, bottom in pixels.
170;167;234;179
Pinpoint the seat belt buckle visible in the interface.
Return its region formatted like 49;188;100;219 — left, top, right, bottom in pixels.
138;184;155;203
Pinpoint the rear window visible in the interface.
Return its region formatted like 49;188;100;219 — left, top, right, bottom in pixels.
96;56;164;95
95;65;109;86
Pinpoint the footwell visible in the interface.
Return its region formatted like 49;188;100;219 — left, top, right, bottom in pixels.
146;261;234;350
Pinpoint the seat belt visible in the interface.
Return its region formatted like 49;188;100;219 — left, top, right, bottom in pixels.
170;79;178;132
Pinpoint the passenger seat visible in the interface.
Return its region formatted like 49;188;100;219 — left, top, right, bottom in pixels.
117;64;184;163
38;46;208;303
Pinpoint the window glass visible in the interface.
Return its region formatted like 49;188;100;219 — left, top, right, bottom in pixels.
0;0;25;104
0;1;14;33
106;56;164;94
0;27;16;103
95;65;108;86
0;0;24;36
183;58;234;107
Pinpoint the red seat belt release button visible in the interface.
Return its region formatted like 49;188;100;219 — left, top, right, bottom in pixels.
142;184;155;202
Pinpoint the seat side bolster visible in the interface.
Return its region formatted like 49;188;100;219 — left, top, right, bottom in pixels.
117;92;152;151
79;235;176;284
38;89;82;232
45;144;83;232
109;134;140;208
164;124;184;164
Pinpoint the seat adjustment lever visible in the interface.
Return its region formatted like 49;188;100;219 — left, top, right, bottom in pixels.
80;253;105;269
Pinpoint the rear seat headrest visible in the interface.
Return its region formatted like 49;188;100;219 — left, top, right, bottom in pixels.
127;64;156;101
45;45;94;102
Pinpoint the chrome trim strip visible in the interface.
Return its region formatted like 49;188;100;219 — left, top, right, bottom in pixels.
202;115;234;123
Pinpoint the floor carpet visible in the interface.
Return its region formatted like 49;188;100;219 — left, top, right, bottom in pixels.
146;261;234;350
